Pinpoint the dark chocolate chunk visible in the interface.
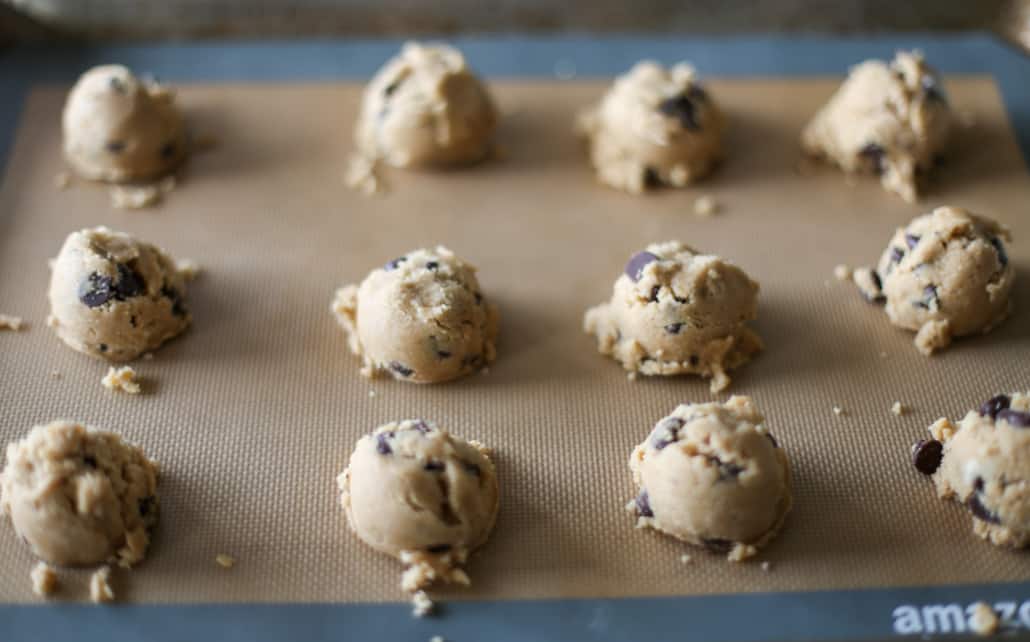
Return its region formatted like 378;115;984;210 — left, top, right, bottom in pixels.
905;234;920;250
911;439;943;475
643;166;661;188
114;263;145;299
658;91;702;131
411;419;432;434
436;350;452;359
967;493;1001;525
161;286;188;317
997;409;1030;428
463;461;481;476
130;315;138;328
858;143;886;174
389;361;414;377
702;538;733;554
974;476;984;492
109;76;126;93
649;285;660;302
426;261;439;271
138;496;156;517
105;141;126;154
651;417;685;450
474;292;483;305
384;256;407;271
706;455;744;481
889;247;905;267
159;141;177;159
664;322;684;335
991;237;1009;268
79;272;115;307
98;343;108;353
914;285;939;310
384;78;403;96
375;433;392;455
688;355;699;367
426;544;452;554
83;455;97;468
870;270;883;291
922;75;947;103
688;84;708;102
979;394;1011;419
625;251;659;282
424;460;445;472
634;490;654;518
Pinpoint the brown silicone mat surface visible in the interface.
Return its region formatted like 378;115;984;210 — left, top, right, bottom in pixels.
0;78;1028;604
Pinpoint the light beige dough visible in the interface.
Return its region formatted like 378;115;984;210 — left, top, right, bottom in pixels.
354;42;497;169
852;206;1013;355
801;50;951;202
63;64;187;183
48;226;192;362
583;241;762;393
331;246;499;383
576;60;725;194
628;396;792;561
0;420;159;567
913;392;1030;548
337;419;499;592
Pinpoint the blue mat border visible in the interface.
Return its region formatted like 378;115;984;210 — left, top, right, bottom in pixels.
1;33;1028;642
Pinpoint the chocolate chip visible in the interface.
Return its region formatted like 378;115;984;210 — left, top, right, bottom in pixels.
98;343;108;353
83;455;97;468
138;496;155;517
658;92;701;130
911;439;943;475
859;143;886;174
426;261;439;271
688;85;708;102
664;322;684;335
79;273;115;307
997;409;1030;428
706;455;744;481
905;234;920;250
991;237;1009;268
643;166;661;188
109;76;126;93
424;460;445;472
651;417;684;450
980;394;1011;419
384;78;403;96
914;285;939;310
159;142;177;159
463;461;481;476
922;75;947;103
436;350;452;359
474;293;483;305
688;355;699;367
702;538;733;554
649;286;660;302
870;270;883;292
967;493;1001;525
389;361;414;377
114;263;145;299
129;315;138;328
412;419;432;434
426;544;451;554
384;256;406;271
766;433;779;449
634;491;654;518
161;286;188;317
974;476;984;492
625;251;659;282
375;433;392;455
106;141;125;154
889;247;905;266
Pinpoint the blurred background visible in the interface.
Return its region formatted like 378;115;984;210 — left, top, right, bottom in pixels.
1;0;1028;52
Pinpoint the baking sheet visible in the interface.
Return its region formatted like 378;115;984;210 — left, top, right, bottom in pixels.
0;77;1028;605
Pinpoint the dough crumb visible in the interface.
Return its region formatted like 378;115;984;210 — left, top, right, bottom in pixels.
54;172;72;190
368;390;377;398
176;259;202;282
833;264;852;281
102;366;143;395
412;590;434;618
50;371;62;379
345;154;386;196
215;554;236;569
693;195;719;217
833;406;845;417
627;372;637;382
30;562;58;597
968;601;999;636
0;314;24;331
891;401;907;416
679;554;692;564
728;543;758;562
760;561;772;572
89;567;115;604
109;176;176;210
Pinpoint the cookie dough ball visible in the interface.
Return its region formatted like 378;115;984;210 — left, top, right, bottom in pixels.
63;64;187;183
48;226;192;361
354;42;497;168
801;51;951;202
852;206;1013;355
628;396;792;560
913;393;1030;548
331;246;499;383
583;241;762;393
0;421;159;567
338;419;499;591
576;61;725;194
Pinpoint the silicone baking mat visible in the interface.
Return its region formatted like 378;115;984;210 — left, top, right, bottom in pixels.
0;35;1029;641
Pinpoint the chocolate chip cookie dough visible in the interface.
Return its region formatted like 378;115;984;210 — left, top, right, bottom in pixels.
852;206;1014;355
354;42;497;169
576;60;724;194
912;393;1030;548
583;241;762;393
63;65;187;183
338;419;499;592
48;226;192;361
627;397;792;561
1;420;159;567
331;246;499;383
801;50;951;202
